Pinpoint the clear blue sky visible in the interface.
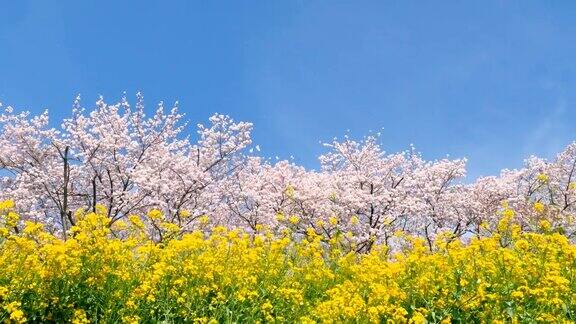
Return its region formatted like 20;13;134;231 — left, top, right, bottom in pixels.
1;1;576;179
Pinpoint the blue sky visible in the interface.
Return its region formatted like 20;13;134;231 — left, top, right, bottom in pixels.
1;1;576;179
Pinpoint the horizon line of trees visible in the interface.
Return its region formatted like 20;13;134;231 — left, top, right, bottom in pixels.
1;94;575;251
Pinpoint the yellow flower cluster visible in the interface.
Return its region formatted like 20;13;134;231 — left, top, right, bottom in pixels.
537;173;549;183
0;201;574;322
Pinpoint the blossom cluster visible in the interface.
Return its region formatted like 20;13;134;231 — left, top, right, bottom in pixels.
0;201;574;323
1;95;576;249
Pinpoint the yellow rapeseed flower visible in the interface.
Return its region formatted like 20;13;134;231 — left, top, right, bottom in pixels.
537;173;549;183
128;215;145;229
350;215;359;225
289;215;299;224
275;212;285;221
5;211;20;227
72;309;90;324
147;209;164;220
198;215;210;224
0;200;15;210
328;216;338;226
539;219;552;231
534;202;545;213
4;302;25;323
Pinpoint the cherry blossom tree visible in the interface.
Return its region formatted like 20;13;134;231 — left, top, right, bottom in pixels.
0;94;253;238
502;144;576;237
1;94;576;248
318;136;468;251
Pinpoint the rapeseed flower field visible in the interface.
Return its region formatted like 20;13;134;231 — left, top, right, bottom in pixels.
0;201;574;323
